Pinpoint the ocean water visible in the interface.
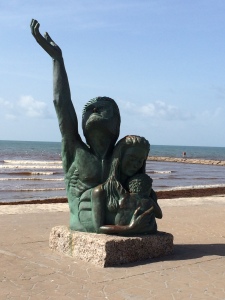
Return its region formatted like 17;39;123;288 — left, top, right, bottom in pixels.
0;140;225;203
151;144;225;160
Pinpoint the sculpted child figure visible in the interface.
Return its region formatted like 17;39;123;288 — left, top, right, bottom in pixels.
92;135;162;235
115;173;154;226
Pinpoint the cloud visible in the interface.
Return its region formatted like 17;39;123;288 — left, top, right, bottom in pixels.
0;98;13;109
18;95;52;118
5;114;17;120
197;107;223;122
0;97;15;120
0;95;53;120
119;99;194;121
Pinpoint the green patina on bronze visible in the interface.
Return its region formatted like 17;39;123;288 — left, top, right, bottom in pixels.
30;19;162;235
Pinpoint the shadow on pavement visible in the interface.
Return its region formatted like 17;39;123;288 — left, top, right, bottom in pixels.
170;243;225;260
115;243;225;268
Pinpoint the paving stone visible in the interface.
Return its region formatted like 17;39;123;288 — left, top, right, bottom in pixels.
0;200;224;299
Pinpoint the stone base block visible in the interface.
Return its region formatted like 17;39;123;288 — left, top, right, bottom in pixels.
49;225;173;267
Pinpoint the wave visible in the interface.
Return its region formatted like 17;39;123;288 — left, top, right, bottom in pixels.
3;160;62;165
192;177;220;180
29;171;58;175
0;196;68;205
0;178;63;181
2;171;59;175
152;170;172;174
0;165;62;169
0;187;65;192
157;183;225;191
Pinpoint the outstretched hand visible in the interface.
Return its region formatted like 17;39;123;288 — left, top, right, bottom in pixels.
99;206;155;235
30;19;62;60
128;206;155;233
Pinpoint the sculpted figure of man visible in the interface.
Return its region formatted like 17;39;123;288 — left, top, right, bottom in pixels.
30;19;121;231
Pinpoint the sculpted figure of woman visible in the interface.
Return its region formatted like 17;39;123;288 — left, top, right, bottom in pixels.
91;135;162;235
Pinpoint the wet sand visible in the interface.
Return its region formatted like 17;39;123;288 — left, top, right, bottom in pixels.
157;186;225;199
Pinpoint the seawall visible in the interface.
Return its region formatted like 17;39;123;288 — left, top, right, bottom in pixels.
148;156;225;166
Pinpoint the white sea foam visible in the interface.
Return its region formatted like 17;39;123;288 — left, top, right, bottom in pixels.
153;170;172;174
10;188;65;192
4;160;62;165
0;178;63;181
30;172;57;175
157;183;225;192
0;165;62;169
1;160;61;171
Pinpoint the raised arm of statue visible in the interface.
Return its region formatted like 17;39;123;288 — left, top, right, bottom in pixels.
30;19;80;171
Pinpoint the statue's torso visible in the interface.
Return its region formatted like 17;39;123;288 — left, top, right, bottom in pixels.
64;143;111;231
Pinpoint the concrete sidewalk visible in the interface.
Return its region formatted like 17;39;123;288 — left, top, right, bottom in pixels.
0;196;225;299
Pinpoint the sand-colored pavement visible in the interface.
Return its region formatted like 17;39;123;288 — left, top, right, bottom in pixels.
0;195;225;299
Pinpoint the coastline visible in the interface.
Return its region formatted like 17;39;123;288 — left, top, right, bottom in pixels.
1;156;224;206
148;156;225;166
157;185;225;199
1;185;225;205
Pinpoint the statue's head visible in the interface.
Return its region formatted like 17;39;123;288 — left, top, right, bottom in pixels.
112;135;150;178
105;135;150;212
82;96;121;145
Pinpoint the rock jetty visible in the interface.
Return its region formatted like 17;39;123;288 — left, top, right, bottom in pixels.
148;156;225;166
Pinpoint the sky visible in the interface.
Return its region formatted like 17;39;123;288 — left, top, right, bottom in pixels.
0;0;225;147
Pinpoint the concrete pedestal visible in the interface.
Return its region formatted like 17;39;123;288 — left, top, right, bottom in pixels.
49;225;173;267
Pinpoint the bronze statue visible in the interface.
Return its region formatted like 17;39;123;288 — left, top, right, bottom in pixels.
30;19;162;235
